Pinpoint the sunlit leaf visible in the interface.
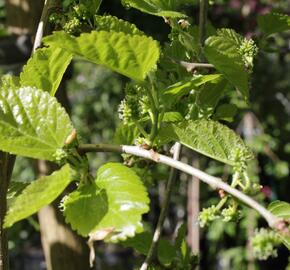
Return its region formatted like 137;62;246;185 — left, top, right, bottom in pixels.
64;163;150;241
44;31;160;81
0;86;73;161
4;165;72;228
20;47;73;96
158;119;253;165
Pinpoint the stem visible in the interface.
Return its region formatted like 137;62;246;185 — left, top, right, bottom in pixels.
146;76;159;144
140;143;182;270
33;0;60;52
0;152;15;270
77;144;282;229
198;0;208;48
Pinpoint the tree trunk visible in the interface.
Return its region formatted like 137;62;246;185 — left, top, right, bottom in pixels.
0;153;15;270
5;0;44;35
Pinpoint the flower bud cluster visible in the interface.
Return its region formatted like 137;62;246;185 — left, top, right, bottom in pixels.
251;228;281;260
49;3;92;35
198;205;219;227
118;83;149;124
239;38;258;72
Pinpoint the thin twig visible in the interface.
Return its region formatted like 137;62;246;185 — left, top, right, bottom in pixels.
140;143;182;270
198;0;208;48
180;61;214;72
78;143;284;230
33;0;59;52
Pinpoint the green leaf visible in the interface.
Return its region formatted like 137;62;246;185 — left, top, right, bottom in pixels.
214;104;237;122
122;0;187;18
258;13;290;36
268;201;290;251
121;231;152;255
0;86;73;161
44;31;160;81
268;201;290;219
20;47;73;96
114;123;139;145
0;75;20;89
157;238;175;266
80;0;102;16
197;76;228;116
158;119;253;165
4;165;72;228
95;15;144;35
204;29;249;98
163;112;183;123
162;74;222;106
64;163;150;241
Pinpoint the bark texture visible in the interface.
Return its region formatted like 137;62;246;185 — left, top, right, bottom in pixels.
0;153;15;270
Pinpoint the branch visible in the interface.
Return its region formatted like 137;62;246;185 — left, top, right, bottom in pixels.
140;143;182;270
33;0;60;52
78;143;283;230
180;61;214;72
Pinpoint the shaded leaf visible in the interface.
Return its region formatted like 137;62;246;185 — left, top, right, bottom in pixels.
157;238;175;266
162;74;222;106
197;76;228;116
20;47;73;96
64;163;150;241
258;13;290;36
0;86;73;161
121;231;152;255
4;165;72;228
214;104;237;122
44;31;160;81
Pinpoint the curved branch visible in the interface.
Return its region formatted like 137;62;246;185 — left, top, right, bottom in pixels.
78;143;282;230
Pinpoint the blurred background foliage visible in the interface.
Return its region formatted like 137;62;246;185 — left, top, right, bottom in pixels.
3;0;290;269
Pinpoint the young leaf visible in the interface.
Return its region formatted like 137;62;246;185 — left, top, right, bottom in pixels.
204;29;249;98
158;119;253;165
64;163;150;241
268;201;290;251
122;0;187;18
4;165;72;228
114;123;140;145
20;47;73;96
268;201;290;219
43;31;160;81
162;112;183;123
258;13;290;36
162;74;222;106
0;86;73;161
95;15;144;35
